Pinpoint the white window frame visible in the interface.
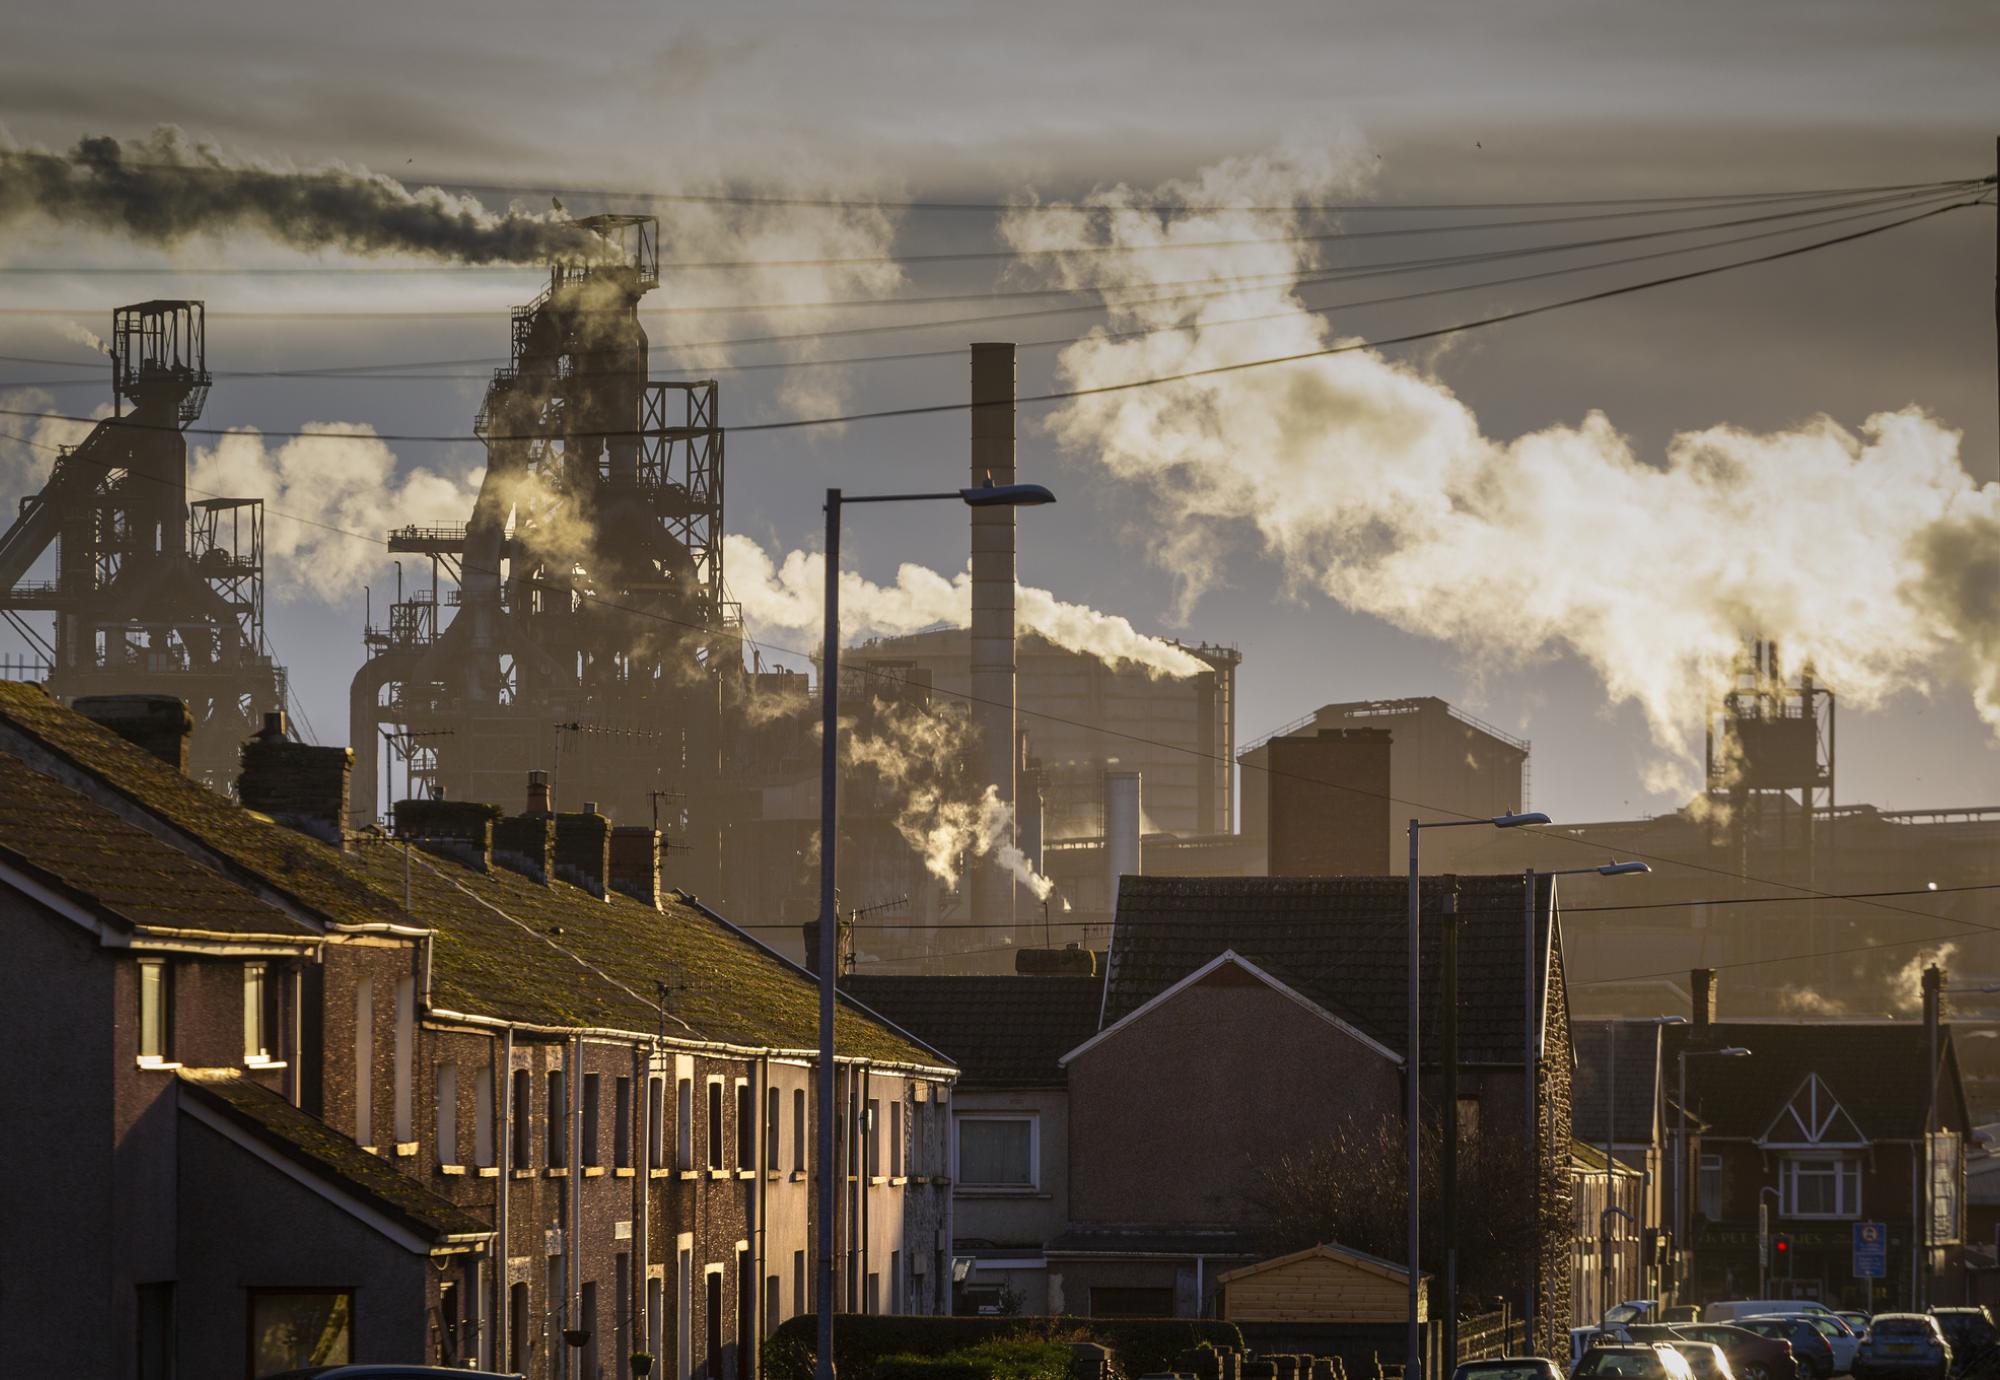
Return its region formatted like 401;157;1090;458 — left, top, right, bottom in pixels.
137;958;172;1065
952;1111;1040;1191
243;962;270;1062
1697;1151;1724;1221
1780;1152;1862;1219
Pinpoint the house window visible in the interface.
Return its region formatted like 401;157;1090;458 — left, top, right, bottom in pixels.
704;1267;724;1380
392;975;414;1144
890;1251;902;1313
1698;1153;1724;1221
353;980;374;1144
547;1070;567;1167
248;1289;353;1374
890;1101;903;1177
243;963;270;1062
793;1250;806;1318
793;1089;806;1171
582;1073;602;1167
766;1087;780;1170
1782;1154;1862;1218
511;1068;532;1166
509;1281;529;1372
765;1275;780;1334
648;1076;666;1169
736;1080;754;1170
137;959;171;1063
436;1063;460;1165
580;1279;599;1378
955;1113;1038;1189
614;1076;632;1170
707;1079;725;1170
647;1274;664;1364
677;1077;694;1170
474;1065;495;1168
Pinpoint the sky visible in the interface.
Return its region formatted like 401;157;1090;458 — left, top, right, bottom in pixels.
1;0;1997;823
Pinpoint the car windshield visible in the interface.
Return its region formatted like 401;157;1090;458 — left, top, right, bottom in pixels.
1458;1365;1552;1380
1578;1354;1666;1379
1872;1319;1932;1337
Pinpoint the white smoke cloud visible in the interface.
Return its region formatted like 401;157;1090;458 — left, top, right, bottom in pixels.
844;701;1055;901
188;424;482;601
56;320;110;355
724;531;1204;678
999;145;2000;787
0;387;105;509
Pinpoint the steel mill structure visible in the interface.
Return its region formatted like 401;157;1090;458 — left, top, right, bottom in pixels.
349;214;734;894
0;299;286;786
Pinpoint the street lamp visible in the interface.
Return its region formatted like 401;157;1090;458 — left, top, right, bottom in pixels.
1406;810;1549;1380
1675;1044;1750;1293
814;478;1054;1380
1519;861;1650;1346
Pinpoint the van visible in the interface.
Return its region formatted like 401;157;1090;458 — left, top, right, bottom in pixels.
1705;1301;1836;1324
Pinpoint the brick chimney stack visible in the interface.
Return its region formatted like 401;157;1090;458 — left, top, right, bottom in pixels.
609;827;662;908
554;808;611;898
75;694;192;774
526;768;551;816
1691;967;1716;1037
238;711;354;846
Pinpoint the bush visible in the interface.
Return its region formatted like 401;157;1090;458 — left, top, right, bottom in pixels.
763;1314;1244;1380
875;1339;1071;1380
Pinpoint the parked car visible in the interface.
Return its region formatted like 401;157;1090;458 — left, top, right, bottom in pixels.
1455;1358;1566;1380
1708;1302;1840;1324
1668;1340;1740;1380
1662;1308;1704;1325
1763;1312;1859;1375
1840;1315;1873;1338
1607;1303;1664;1326
1926;1307;1997;1370
1854;1313;1951;1380
1736;1317;1841;1380
1573;1345;1699;1380
1660;1322;1801;1380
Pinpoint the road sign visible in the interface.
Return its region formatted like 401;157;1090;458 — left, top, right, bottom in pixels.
1853;1220;1888;1279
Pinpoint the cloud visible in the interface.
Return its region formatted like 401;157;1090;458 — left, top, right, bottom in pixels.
724;532;1204;678
1000;144;2000;790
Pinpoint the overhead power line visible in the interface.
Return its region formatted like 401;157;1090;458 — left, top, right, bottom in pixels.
4;192;1984;446
3;187;1977;391
0;180;1977;275
0;182;1975;322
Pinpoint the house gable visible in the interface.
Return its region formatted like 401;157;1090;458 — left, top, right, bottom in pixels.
1758;1072;1868;1149
1059;949;1403;1069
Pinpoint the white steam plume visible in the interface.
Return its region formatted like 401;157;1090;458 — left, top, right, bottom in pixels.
844;701;1056;901
0;388;104;508
56;320;111;355
724;532;1204;678
998;145;2000;786
188;424;481;601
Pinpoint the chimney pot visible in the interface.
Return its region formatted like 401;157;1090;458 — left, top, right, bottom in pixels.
258;710;287;742
525;769;552;816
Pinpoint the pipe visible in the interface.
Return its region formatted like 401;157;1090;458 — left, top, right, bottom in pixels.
968;343;1017;931
497;1026;514;1372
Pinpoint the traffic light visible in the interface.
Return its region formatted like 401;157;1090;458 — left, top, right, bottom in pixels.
1774;1233;1793;1276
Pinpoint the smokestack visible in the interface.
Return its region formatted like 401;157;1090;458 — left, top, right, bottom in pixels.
1104;770;1142;916
1691;967;1716;1036
1018;761;1045;881
969;342;1018;930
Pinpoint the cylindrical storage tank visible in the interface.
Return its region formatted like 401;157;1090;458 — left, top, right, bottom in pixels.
1104;770;1142;915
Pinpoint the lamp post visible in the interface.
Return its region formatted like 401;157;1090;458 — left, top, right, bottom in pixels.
1675;1044;1750;1296
1407;810;1549;1380
1520;861;1649;1349
815;478;1054;1380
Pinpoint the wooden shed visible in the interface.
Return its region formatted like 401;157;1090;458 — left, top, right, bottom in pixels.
1217;1243;1428;1323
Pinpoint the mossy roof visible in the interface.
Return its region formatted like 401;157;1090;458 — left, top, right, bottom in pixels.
0;682;945;1069
180;1068;491;1243
0;682;403;930
0;751;308;938
341;840;946;1067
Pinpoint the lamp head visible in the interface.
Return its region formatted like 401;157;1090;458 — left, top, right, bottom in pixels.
962;475;1057;507
1493;811;1552;829
1720;1046;1752;1057
1597;861;1651;876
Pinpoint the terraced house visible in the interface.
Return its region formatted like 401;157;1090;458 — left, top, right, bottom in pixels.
0;684;955;1380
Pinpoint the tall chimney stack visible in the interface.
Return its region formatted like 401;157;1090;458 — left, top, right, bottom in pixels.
970;343;1018;930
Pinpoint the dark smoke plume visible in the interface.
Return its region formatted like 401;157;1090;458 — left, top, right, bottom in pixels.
0;127;600;264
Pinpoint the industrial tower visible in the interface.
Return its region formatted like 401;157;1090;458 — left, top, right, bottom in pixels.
351;215;730;892
0;301;285;785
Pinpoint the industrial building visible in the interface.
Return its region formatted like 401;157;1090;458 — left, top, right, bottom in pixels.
0;301;286;786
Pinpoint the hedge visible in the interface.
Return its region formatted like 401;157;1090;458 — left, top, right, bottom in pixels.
874;1339;1072;1380
763;1314;1245;1380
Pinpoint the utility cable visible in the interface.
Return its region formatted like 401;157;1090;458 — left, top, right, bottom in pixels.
0;181;1973;321
0;180;1977;275
3;192;1984;446
5;184;1981;389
